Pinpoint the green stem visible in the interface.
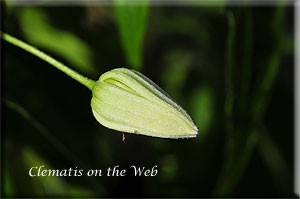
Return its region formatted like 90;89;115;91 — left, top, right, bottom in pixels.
1;32;96;90
224;11;236;134
214;4;286;197
213;10;236;196
239;8;253;114
257;130;291;192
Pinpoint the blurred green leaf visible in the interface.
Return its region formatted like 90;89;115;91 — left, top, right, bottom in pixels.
67;186;94;197
22;148;66;195
193;0;226;7
114;0;150;70
22;148;95;197
161;50;191;98
18;7;96;75
190;86;214;138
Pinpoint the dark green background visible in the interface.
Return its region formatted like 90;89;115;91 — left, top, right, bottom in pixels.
1;2;296;198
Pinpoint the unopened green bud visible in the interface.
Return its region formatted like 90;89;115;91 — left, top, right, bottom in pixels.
1;33;197;139
91;68;198;139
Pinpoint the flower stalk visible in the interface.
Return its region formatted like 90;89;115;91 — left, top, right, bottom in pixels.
2;32;198;139
1;32;95;90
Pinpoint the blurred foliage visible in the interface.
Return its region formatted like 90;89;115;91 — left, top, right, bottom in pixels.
161;50;191;98
214;5;291;197
114;0;149;70
19;7;96;75
22;147;94;197
22;148;67;195
258;131;291;193
1;2;295;198
190;86;214;138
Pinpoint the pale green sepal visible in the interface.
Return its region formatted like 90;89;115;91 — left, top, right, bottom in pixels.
91;68;198;139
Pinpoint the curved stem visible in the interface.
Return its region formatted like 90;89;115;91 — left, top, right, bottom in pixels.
1;32;96;90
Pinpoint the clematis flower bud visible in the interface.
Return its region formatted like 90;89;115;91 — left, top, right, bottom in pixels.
91;68;198;139
1;33;197;139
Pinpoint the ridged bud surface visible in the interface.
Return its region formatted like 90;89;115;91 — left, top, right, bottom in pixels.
91;68;198;139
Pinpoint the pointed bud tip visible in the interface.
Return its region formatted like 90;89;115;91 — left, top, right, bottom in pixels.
187;130;198;138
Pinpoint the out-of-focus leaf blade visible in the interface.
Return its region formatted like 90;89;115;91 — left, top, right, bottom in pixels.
67;186;94;197
22;148;66;195
190;86;214;138
19;7;96;75
161;50;191;98
22;148;95;197
258;131;291;192
114;0;150;70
